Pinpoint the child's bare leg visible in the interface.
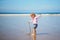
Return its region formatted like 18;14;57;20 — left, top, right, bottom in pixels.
32;28;36;40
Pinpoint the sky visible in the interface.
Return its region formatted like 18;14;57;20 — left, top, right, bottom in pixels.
0;0;60;13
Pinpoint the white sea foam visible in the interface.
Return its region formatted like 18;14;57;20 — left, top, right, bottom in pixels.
0;14;60;16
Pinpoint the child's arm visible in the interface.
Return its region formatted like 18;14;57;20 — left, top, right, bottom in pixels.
36;14;42;18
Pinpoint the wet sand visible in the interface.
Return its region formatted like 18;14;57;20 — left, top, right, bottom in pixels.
0;15;60;40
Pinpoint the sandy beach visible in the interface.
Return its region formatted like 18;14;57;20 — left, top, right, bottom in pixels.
0;14;60;40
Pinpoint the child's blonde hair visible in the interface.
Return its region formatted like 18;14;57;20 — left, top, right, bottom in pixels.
30;13;36;17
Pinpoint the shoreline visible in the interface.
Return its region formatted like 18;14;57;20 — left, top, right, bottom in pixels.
0;14;60;16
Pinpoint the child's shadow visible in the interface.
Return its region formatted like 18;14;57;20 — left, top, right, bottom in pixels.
36;33;49;35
